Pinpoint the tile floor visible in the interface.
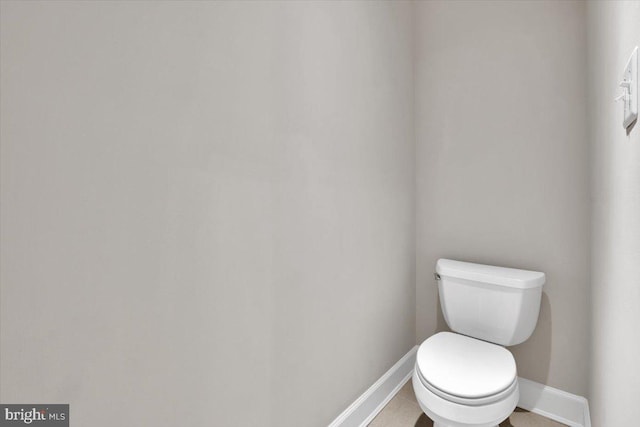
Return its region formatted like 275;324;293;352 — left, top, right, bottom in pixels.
368;381;567;427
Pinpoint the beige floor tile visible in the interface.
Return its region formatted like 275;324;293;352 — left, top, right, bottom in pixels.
368;386;424;427
368;381;567;427
396;381;417;401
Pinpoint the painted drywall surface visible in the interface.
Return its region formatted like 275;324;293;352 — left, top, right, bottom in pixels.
0;2;415;426
414;1;590;396
587;1;640;424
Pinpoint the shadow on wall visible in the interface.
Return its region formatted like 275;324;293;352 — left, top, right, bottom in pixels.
627;118;637;136
509;292;552;388
433;289;552;404
435;289;448;332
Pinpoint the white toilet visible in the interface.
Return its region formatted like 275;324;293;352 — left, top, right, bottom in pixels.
413;259;545;427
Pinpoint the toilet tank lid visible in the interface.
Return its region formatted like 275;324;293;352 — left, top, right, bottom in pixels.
436;259;545;289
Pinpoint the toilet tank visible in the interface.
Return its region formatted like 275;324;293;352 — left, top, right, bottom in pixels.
436;259;545;346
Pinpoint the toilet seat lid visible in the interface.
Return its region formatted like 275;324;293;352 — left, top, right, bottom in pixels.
416;332;517;399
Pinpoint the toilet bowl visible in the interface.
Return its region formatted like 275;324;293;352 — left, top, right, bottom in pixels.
412;332;519;427
414;259;545;427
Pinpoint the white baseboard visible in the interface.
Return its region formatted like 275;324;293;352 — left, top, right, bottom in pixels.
517;377;591;427
328;346;591;427
327;345;418;427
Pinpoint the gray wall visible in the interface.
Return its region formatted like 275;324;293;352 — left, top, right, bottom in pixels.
587;1;640;424
0;2;415;426
414;0;590;396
